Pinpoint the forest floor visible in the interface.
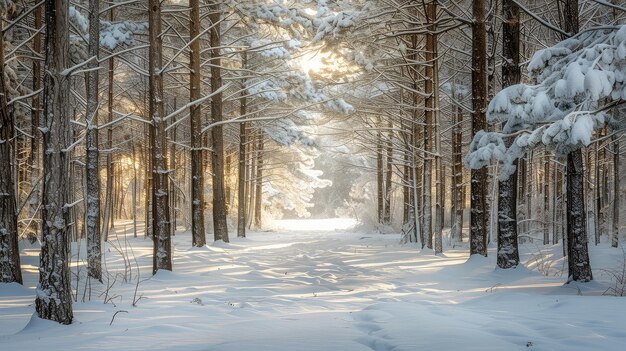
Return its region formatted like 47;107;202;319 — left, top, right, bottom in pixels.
1;218;626;350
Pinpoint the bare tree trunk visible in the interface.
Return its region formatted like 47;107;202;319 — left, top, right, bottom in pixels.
36;0;73;324
377;116;384;224
209;2;229;242
451;88;464;243
103;8;114;242
383;119;393;224
470;0;489;256
149;0;172;273
237;52;247;238
132;141;138;237
423;9;434;247
169;106;177;237
563;0;592;282
254;135;264;228
85;0;102;281
29;5;43;238
247;132;256;229
496;0;521;268
189;0;205;247
544;150;550;245
0;17;22;284
611;135;620;248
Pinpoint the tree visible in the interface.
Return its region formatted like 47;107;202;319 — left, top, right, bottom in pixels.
85;0;102;282
209;1;229;242
496;0;521;269
149;0;172;273
36;0;73;324
190;0;206;247
0;2;22;285
470;0;489;256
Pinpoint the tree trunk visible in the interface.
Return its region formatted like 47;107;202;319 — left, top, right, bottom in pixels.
611;135;619;248
451;88;464;243
85;0;102;281
189;0;206;247
237;52;247;238
209;2;229;242
36;0;73;324
103;8;115;241
0;17;22;284
29;5;43;239
423;38;433;247
254;135;264;228
149;0;172;273
562;0;592;282
566;150;593;281
470;0;489;256
377;116;384;224
543;149;550;245
496;0;521;268
383;119;393;224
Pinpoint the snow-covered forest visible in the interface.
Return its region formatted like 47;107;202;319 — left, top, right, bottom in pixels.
1;0;626;349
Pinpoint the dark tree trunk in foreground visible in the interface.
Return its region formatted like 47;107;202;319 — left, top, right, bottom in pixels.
29;5;43;238
470;0;489;256
36;0;73;324
496;0;520;269
149;0;172;273
0;16;22;284
85;0;102;281
561;0;592;282
190;0;206;247
209;2;229;242
566;150;593;281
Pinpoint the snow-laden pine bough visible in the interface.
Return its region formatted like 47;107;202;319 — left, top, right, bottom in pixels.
466;25;626;180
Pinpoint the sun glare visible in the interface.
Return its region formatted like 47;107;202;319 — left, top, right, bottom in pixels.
299;51;331;75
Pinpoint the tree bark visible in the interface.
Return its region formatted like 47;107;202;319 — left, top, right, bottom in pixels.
149;0;172;273
496;0;521;268
36;0;73;324
254;134;264;228
0;16;22;284
237;52;247;238
470;0;489;256
209;2;229;242
377;116;384;224
103;8;115;241
85;0;102;281
451;88;464;243
562;0;592;282
29;4;43;238
611;135;619;248
383;119;393;224
189;0;206;247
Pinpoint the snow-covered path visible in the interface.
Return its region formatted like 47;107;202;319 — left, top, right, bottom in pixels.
1;219;625;350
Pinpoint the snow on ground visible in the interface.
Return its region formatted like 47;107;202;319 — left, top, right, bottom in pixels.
1;218;625;350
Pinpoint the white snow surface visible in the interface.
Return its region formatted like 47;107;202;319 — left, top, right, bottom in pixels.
1;219;626;350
